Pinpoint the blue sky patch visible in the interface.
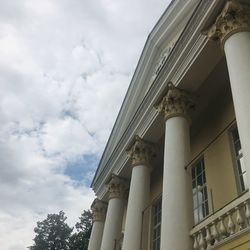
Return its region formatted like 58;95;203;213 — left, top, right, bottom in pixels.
64;154;100;186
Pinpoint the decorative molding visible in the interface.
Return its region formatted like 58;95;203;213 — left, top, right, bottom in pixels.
107;174;128;200
91;198;107;222
127;136;156;168
157;82;195;122
207;0;250;47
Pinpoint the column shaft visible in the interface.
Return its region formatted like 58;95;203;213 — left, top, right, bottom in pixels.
224;31;250;188
88;199;107;250
100;175;127;250
88;221;105;250
158;83;194;249
122;164;150;250
161;116;193;250
100;198;125;250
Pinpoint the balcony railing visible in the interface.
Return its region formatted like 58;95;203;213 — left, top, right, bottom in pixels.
190;191;250;250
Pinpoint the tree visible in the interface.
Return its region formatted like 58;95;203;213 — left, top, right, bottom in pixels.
29;211;73;250
69;210;93;250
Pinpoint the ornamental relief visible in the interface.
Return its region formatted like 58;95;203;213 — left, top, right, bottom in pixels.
128;136;156;167
158;82;195;121
91;198;107;222
207;0;250;46
150;36;180;86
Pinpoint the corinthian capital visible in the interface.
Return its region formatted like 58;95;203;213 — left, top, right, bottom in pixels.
207;0;250;47
127;136;156;168
158;83;195;122
107;174;128;200
91;198;107;222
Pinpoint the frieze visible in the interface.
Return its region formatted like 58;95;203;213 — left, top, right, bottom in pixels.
150;37;179;85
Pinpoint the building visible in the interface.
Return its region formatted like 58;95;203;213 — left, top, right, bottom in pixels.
87;0;250;249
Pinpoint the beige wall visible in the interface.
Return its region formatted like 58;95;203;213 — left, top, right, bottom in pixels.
204;131;238;211
191;85;239;213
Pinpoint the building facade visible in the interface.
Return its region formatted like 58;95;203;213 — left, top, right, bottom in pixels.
88;0;250;249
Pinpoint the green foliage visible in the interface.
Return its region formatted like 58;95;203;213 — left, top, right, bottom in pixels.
29;211;73;250
29;210;93;250
69;210;93;250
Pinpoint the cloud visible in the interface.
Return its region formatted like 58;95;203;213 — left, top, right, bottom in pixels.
0;0;169;249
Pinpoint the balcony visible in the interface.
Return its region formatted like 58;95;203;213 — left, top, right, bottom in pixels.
190;191;250;250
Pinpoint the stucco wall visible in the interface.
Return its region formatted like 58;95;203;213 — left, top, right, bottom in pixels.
191;85;238;212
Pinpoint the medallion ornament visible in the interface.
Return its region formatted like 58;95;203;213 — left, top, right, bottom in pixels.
207;0;250;47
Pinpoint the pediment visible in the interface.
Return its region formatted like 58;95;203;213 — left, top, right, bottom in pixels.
92;0;201;185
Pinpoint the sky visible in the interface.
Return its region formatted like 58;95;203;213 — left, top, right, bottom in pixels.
0;0;169;249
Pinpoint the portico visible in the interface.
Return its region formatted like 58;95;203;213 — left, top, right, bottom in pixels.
89;1;250;250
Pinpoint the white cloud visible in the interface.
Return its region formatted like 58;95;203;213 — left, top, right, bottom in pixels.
0;0;169;249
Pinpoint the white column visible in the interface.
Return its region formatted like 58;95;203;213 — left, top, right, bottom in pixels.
208;0;250;188
100;175;127;250
122;136;155;250
88;199;107;250
158;83;194;250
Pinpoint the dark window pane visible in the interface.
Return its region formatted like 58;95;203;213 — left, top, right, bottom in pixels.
232;127;239;142
205;201;209;216
157;238;160;250
202;170;206;183
196;163;202;176
234;141;241;156
197;174;203;186
239;175;245;192
192;167;195;179
153;241;156;250
204;186;208;200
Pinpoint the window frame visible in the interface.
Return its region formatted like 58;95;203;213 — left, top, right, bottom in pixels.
229;124;248;194
151;197;162;250
191;156;209;224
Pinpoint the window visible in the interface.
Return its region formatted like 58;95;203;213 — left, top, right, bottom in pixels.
192;158;209;224
151;198;161;250
231;126;248;193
